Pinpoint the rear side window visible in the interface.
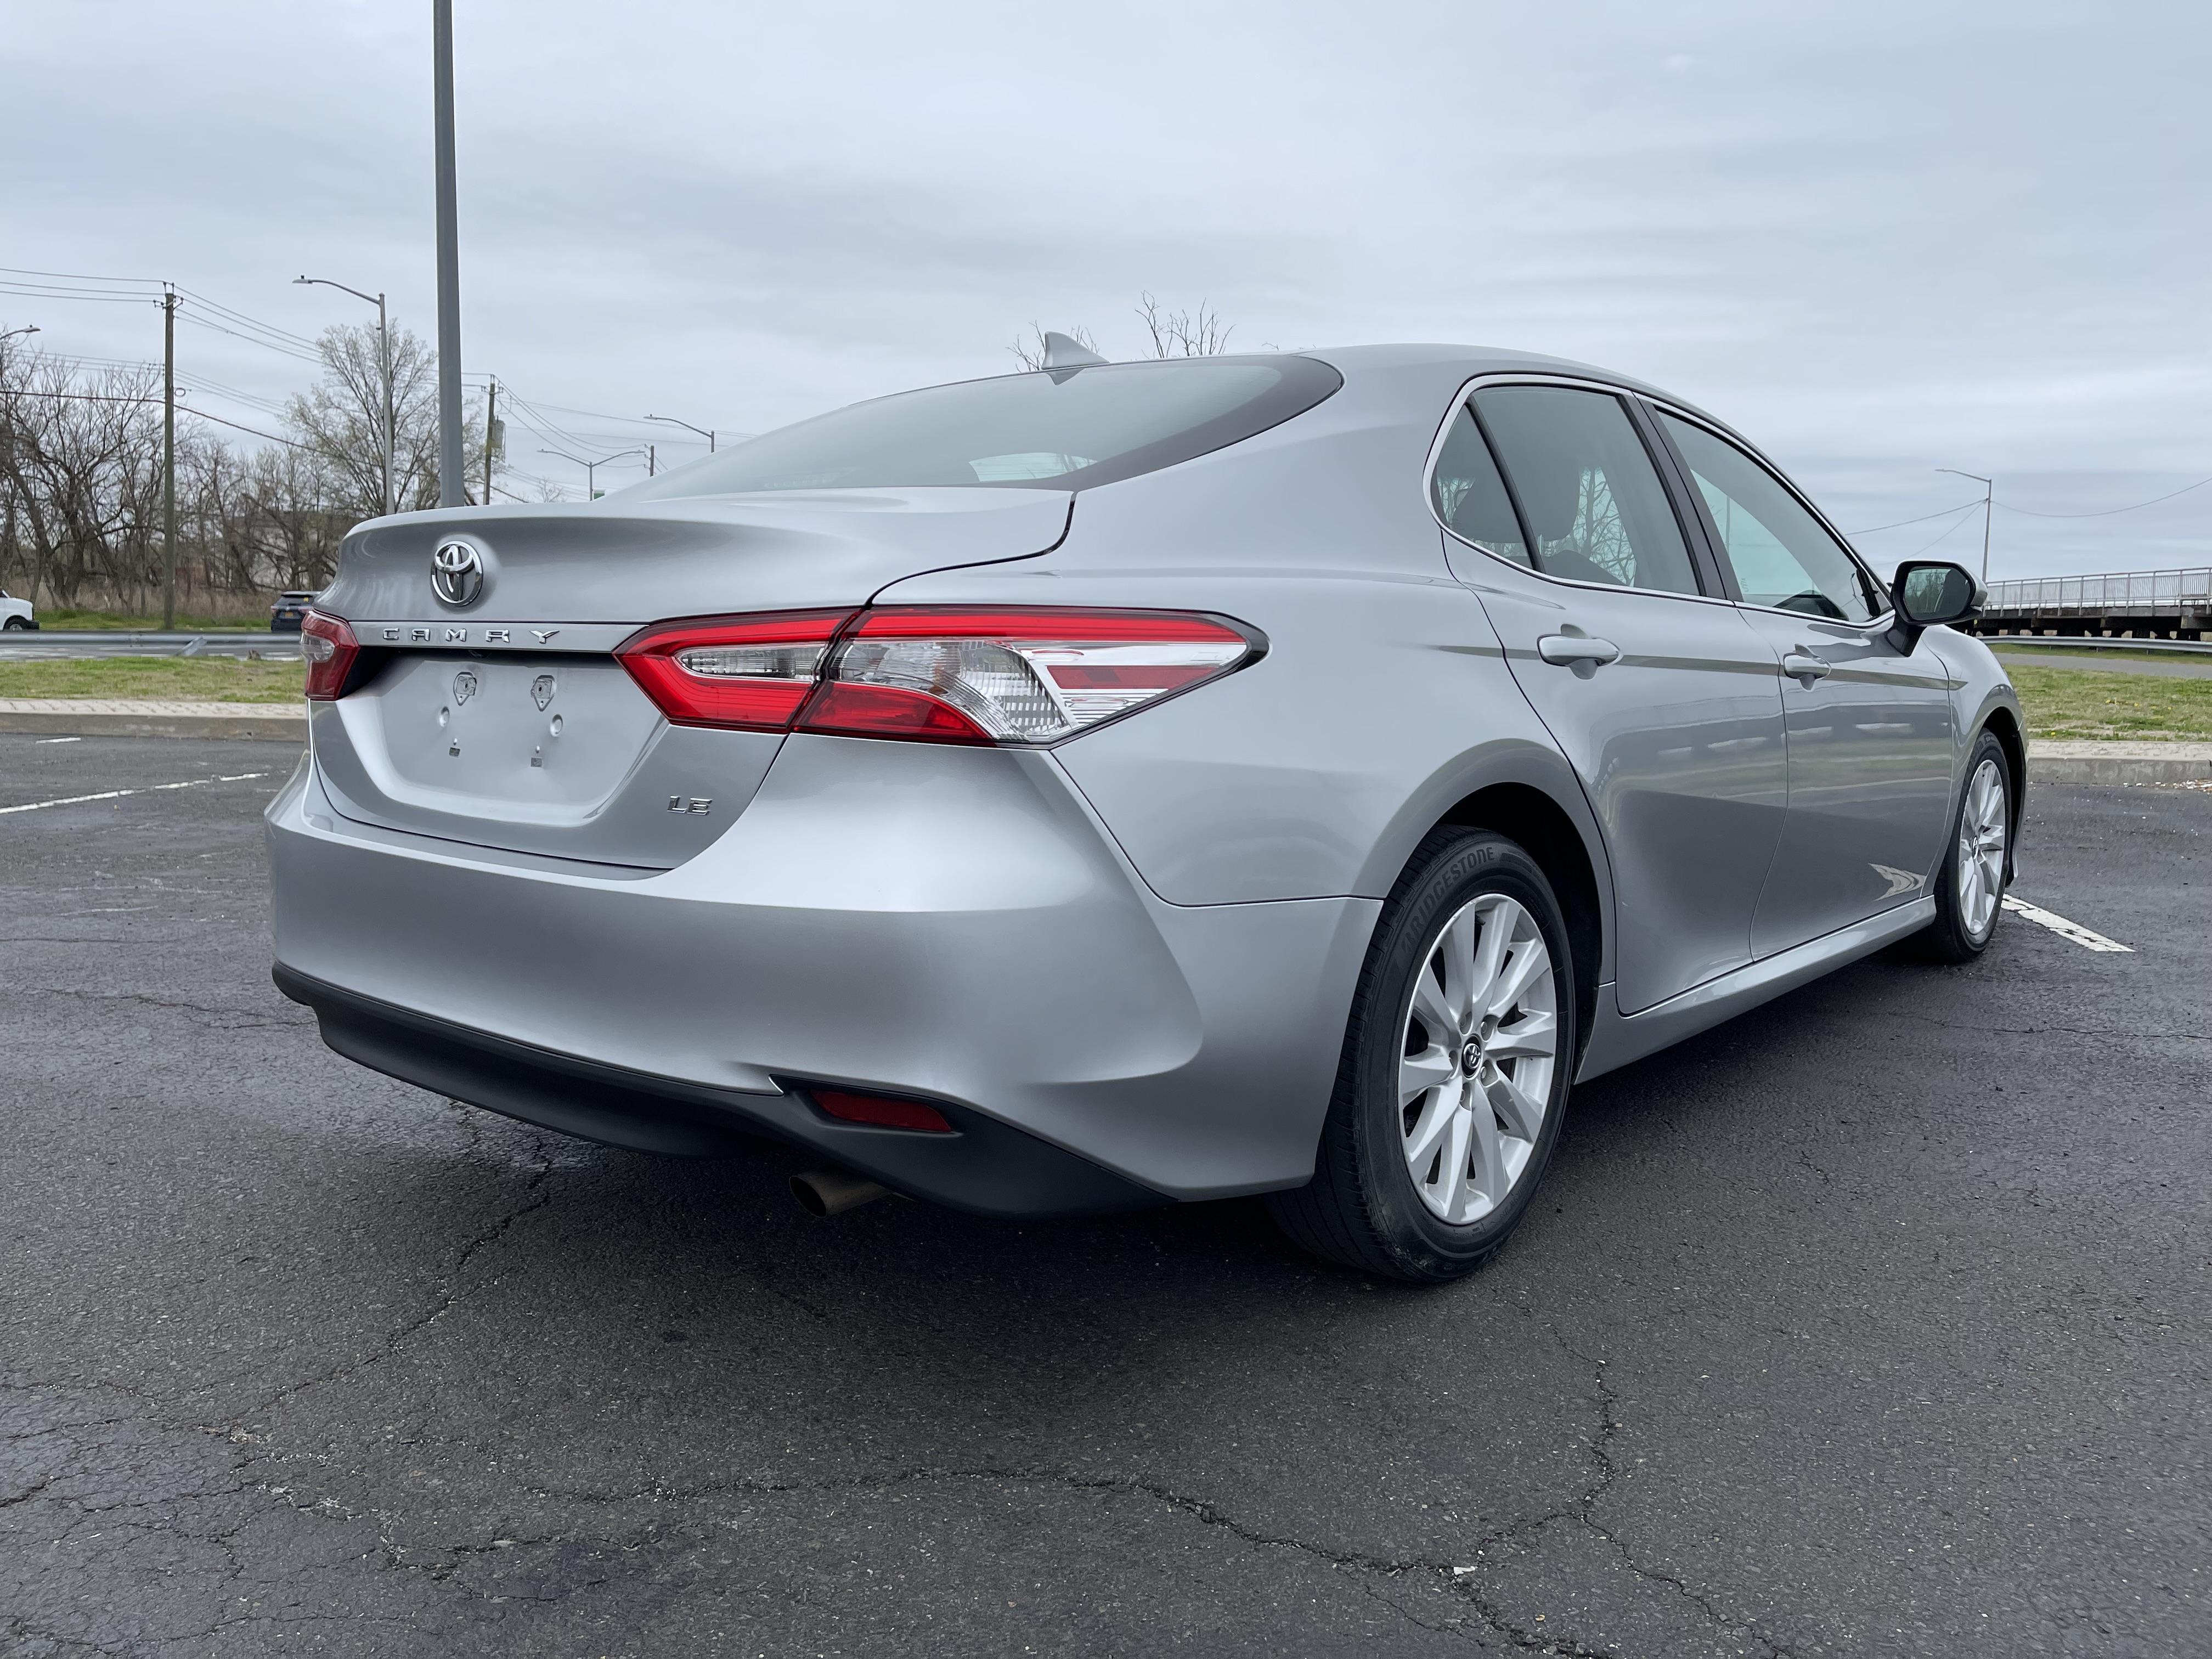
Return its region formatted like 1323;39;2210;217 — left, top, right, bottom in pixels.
1471;387;1703;596
1658;414;1882;622
624;356;1342;499
1430;404;1531;566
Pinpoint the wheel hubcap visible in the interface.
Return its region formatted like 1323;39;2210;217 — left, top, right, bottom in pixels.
1397;893;1558;1225
1956;757;2007;938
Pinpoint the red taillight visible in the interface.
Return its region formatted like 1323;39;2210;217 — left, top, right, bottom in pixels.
810;1087;955;1133
300;609;359;701
614;606;1260;743
803;606;1256;744
615;610;853;731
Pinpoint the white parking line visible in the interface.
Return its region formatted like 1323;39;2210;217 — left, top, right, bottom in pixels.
0;771;270;817
2002;895;2134;953
35;736;82;744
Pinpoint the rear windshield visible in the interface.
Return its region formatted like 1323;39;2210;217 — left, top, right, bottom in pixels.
622;355;1342;499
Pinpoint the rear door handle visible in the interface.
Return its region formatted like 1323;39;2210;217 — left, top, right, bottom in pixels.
1537;634;1622;668
1781;651;1832;686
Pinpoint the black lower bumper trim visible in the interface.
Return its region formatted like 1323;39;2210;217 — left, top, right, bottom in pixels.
273;963;1167;1220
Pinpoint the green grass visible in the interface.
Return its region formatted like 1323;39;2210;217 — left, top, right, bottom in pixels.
0;655;306;703
2006;663;2212;741
31;608;273;631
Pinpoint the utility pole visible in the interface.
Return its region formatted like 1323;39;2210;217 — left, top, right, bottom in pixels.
432;0;465;507
1939;469;1994;582
483;379;500;504
647;443;656;478
162;288;177;630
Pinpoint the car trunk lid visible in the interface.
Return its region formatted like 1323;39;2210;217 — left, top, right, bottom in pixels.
308;488;1070;867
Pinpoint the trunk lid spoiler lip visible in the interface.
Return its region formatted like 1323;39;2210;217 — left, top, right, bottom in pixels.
317;488;1075;627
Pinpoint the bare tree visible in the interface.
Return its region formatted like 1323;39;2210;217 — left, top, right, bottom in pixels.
1008;323;1101;372
1136;293;1234;358
286;320;479;520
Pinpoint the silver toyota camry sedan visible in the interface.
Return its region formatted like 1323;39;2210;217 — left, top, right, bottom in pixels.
268;342;2022;1282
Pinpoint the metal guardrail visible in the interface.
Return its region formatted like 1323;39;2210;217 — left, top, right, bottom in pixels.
1983;635;2212;658
0;630;298;661
1982;568;2212;617
23;630;292;646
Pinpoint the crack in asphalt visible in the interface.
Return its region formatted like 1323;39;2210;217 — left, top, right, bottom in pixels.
8;984;309;1032
240;1136;558;1422
1889;1011;2211;1042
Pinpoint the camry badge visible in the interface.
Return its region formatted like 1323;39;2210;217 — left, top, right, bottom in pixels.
531;628;560;645
531;674;557;712
431;539;486;607
453;669;478;705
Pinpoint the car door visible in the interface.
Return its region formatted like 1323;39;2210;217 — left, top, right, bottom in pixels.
1432;382;1789;1015
1650;409;1957;957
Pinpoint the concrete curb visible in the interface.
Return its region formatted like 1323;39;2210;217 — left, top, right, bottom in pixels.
0;701;307;741
2029;746;2212;785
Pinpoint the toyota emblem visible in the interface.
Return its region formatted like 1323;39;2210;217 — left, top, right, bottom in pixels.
430;538;486;607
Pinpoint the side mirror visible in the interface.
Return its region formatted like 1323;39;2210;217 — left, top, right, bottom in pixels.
1892;560;1984;628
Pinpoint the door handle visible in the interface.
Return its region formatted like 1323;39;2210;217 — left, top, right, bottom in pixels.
1781;651;1832;686
1538;634;1622;668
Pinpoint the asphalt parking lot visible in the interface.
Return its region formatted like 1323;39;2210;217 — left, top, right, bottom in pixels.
3;734;2206;1658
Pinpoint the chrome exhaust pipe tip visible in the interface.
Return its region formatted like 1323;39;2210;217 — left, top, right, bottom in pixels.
791;1169;889;1218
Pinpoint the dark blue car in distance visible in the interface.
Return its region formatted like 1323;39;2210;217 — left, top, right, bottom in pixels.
268;591;319;633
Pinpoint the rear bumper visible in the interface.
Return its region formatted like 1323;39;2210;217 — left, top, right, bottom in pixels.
274;964;1160;1217
268;733;1378;1210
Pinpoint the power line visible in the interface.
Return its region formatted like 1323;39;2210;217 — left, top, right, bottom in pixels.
179;407;308;449
0;263;167;286
1997;476;2212;518
1900;507;1982;560
1850;500;1983;534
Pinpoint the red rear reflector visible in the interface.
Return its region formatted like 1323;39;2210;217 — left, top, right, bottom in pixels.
799;682;995;744
810;1087;955;1133
616;610;854;731
301;609;360;701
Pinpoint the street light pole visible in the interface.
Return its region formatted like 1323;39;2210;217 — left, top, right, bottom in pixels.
432;0;465;507
161;288;176;630
1939;468;1994;582
296;276;394;517
643;414;715;453
540;447;644;501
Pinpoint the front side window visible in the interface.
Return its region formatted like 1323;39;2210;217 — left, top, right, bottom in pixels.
1471;387;1702;596
1430;403;1531;566
1658;414;1882;623
623;356;1342;499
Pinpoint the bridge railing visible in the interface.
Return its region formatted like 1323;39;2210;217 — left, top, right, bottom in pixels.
1982;569;2212;616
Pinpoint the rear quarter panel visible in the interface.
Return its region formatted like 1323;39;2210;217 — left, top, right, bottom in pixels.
873;362;1618;985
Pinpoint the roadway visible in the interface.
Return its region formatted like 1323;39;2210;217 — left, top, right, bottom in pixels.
3;734;2205;1657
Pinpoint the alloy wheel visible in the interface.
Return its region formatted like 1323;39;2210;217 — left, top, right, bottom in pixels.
1957;757;2007;939
1397;893;1558;1224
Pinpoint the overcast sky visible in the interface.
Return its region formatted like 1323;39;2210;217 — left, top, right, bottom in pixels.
6;0;2206;577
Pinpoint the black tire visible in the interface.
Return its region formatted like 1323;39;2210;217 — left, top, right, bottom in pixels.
2;616;27;630
1268;827;1577;1283
1918;728;2014;963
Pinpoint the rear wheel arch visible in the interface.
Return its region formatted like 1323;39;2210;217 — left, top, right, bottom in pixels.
1435;782;1602;1073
